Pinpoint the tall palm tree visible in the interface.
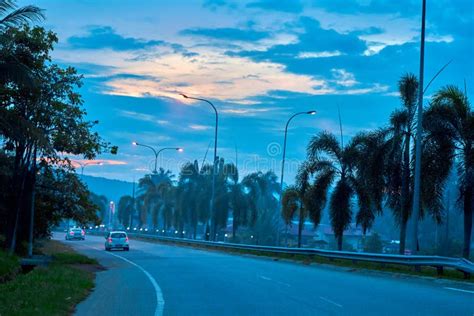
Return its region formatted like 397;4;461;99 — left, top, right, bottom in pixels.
425;86;473;258
176;160;200;238
385;74;419;254
384;74;453;254
306;131;366;250
0;0;44;83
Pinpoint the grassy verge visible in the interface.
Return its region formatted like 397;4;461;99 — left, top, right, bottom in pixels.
0;250;20;283
134;235;472;283
0;240;100;316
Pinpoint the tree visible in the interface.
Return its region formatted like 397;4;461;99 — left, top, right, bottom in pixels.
89;192;108;222
384;74;419;254
0;0;45;84
306;131;367;250
117;195;134;228
364;232;383;253
242;170;280;244
351;130;390;234
0;26;114;253
425;86;473;258
384;74;453;254
281;162;326;248
137;168;174;229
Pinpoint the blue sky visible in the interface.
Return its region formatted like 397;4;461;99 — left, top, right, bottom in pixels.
24;0;474;183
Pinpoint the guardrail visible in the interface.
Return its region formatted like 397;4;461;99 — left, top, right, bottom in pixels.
87;229;474;278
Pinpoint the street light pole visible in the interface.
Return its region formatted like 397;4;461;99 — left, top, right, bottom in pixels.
180;94;218;241
133;142;183;174
279;110;316;246
74;161;103;176
409;0;427;254
133;142;159;173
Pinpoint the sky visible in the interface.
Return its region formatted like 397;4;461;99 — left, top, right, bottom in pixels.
23;0;474;184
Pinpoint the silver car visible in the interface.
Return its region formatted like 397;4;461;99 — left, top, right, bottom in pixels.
105;231;129;251
65;228;85;240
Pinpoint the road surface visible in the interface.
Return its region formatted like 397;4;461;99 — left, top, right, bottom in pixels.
55;234;474;316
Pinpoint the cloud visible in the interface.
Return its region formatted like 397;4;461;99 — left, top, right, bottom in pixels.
189;124;213;131
202;0;238;11
297;50;343;59
68;26;165;51
118;110;169;126
246;0;304;13
229;17;367;61
70;159;128;169
180;27;271;42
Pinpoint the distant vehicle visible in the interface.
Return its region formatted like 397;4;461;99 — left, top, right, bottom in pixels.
105;231;129;251
65;228;85;240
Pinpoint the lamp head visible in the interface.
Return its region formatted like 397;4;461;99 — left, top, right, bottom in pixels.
132;141;137;146
307;110;316;115
177;148;184;152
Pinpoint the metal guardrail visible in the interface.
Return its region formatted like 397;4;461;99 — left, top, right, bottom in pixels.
87;229;474;278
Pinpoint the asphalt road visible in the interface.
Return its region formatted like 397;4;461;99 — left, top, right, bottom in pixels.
55;234;474;316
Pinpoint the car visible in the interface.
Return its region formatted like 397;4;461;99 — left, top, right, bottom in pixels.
105;231;129;251
65;228;85;240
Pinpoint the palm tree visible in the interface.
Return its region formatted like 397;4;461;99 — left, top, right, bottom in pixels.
351;130;390;234
306;131;366;251
0;1;44;83
138;168;174;229
242;171;280;244
176;160;200;238
0;0;44;29
425;86;473;258
384;74;419;254
117;195;134;228
384;74;453;254
281;162;325;248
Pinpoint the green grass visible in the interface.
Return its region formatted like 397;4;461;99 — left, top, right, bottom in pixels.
52;252;98;265
0;240;98;316
0;250;20;283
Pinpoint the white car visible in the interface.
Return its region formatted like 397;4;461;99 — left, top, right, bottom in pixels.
65;228;85;240
105;231;129;251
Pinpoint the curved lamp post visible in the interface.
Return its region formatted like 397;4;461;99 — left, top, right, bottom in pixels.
180;93;218;241
74;160;103;176
132;142;183;173
279;110;316;246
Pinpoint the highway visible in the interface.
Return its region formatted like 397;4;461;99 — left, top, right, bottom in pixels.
55;234;474;316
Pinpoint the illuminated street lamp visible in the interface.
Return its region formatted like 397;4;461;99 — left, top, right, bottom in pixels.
180;93;218;241
132;142;183;173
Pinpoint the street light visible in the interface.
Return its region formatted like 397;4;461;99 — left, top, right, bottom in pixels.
180;93;218;241
73;160;103;176
132;142;183;173
279;110;316;246
409;0;427;254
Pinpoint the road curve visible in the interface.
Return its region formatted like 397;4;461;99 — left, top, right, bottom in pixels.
55;234;474;316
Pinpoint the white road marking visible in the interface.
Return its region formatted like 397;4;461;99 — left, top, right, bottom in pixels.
259;275;291;287
84;244;165;316
444;287;474;294
319;296;343;308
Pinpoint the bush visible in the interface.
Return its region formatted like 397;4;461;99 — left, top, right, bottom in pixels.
364;233;383;253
